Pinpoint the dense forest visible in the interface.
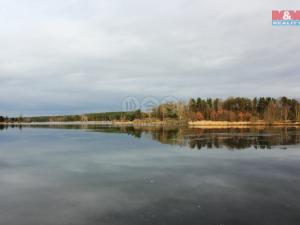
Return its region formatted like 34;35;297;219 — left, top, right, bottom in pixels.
1;97;300;123
151;96;300;123
184;96;300;122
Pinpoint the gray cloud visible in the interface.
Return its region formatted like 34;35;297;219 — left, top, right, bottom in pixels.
0;0;299;116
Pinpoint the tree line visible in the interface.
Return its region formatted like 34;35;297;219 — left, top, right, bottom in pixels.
152;96;300;122
0;111;144;123
1;97;300;123
0;116;20;123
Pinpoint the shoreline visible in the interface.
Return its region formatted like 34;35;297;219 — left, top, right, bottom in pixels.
1;120;300;128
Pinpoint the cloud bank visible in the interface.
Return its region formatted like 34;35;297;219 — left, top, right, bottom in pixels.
0;0;299;116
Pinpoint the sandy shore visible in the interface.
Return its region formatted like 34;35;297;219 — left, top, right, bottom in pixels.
188;121;300;128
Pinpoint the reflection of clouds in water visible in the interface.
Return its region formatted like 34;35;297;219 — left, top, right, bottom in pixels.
182;174;234;189
0;171;153;225
0;173;48;187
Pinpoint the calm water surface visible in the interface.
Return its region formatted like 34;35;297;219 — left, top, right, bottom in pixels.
0;125;300;225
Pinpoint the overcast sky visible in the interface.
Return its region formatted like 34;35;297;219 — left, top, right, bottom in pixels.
0;0;299;116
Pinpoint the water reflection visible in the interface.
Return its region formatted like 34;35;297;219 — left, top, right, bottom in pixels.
4;124;300;150
1;125;300;225
115;126;300;150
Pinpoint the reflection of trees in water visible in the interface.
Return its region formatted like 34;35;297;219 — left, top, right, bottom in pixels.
133;127;300;150
113;126;300;150
188;137;254;150
0;124;22;130
149;128;184;146
2;125;300;150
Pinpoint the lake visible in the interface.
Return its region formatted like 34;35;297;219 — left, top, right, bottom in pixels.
0;125;300;225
